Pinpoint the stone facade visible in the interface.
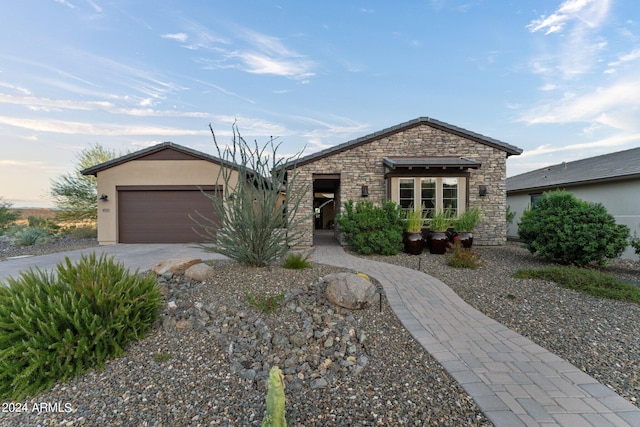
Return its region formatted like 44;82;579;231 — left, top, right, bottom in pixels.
286;119;520;248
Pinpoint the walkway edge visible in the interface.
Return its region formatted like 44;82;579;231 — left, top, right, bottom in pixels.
311;243;640;427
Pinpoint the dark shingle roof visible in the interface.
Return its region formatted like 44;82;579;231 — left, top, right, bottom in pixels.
81;142;228;176
506;146;640;193
383;156;481;169
284;117;522;169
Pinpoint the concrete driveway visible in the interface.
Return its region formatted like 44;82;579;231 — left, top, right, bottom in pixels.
0;244;228;284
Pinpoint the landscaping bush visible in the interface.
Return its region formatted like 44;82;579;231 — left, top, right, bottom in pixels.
27;216;60;233
518;190;629;266
630;231;640;256
69;224;98;239
13;226;50;246
0;253;162;400
445;242;481;269
336;200;404;255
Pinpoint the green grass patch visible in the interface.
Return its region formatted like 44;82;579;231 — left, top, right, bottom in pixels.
512;266;640;303
282;252;311;269
245;291;285;313
153;353;172;363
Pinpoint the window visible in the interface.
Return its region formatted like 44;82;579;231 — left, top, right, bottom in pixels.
420;178;436;218
392;177;465;221
399;178;415;209
530;193;542;208
442;178;458;217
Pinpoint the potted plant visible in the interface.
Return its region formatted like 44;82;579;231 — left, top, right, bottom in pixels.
452;207;481;248
427;209;453;254
403;208;425;255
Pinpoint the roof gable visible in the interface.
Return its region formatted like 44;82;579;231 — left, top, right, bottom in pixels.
284;117;522;169
507;146;640;193
81;142;227;176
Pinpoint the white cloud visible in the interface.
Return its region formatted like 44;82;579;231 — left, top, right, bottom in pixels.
54;0;76;9
519;79;640;131
162;33;188;43
86;0;102;13
526;0;611;78
0;116;208;137
527;0;610;35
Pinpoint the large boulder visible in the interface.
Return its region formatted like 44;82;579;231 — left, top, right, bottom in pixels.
184;262;216;281
324;273;378;310
152;258;202;275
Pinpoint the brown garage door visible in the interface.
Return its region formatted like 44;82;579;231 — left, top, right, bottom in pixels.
118;186;220;243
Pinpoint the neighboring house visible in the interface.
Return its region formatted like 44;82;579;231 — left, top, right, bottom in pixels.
283;117;523;247
82;142;238;245
506;146;640;259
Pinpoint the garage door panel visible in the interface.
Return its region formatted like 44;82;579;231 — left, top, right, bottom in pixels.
118;189;219;243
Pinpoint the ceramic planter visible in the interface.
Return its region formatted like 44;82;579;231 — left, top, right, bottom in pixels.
453;231;473;249
404;231;424;255
428;231;448;254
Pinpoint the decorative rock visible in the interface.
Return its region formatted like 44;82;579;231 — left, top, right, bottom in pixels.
324;273;378;310
152;258;202;275
310;378;328;389
184;263;216;281
175;320;194;330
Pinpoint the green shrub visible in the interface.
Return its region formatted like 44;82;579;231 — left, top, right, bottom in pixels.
14;226;50;246
513;266;640;302
445;242;481;269
69;225;98;239
245;291;285;313
0;199;20;231
282;252;311;269
517;190;629;266
630;231;640;256
336;200;404;255
27;216;60;233
0;253;162;400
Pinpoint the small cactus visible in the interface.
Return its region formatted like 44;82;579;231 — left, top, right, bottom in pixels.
261;366;287;427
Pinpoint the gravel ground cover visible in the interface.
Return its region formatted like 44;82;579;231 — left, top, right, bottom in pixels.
0;246;491;426
0;235;98;261
3;237;638;425
365;242;640;409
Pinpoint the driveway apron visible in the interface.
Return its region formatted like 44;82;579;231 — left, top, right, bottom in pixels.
0;244;227;283
311;233;640;427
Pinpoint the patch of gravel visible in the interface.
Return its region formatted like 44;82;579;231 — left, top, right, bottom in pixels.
365;242;640;408
0;235;98;261
1;260;491;426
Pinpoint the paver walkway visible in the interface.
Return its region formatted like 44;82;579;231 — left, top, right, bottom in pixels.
310;232;640;427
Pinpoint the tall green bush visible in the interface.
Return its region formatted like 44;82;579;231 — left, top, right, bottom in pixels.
518;190;629;266
336;200;404;255
0;253;162;400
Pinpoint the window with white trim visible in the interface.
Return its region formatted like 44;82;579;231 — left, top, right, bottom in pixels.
392;176;465;220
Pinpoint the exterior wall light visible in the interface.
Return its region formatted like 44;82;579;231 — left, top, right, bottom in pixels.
99;194;109;201
479;185;488;197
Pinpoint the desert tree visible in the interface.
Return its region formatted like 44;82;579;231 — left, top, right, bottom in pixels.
192;123;310;267
50;143;121;222
0;198;20;231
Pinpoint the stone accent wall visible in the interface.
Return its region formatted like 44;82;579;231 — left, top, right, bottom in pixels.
288;123;510;247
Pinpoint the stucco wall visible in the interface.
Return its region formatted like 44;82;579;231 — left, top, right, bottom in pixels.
96;160;237;244
288;123;511;247
507;179;640;259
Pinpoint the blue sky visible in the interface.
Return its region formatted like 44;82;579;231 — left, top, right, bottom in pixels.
1;0;639;207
